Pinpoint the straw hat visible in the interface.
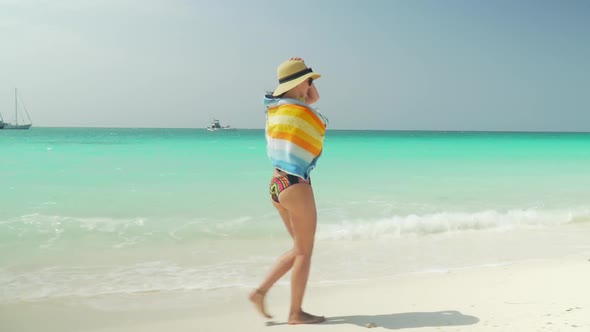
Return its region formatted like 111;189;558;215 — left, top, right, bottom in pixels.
273;59;321;97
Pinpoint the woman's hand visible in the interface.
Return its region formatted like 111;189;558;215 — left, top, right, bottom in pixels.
306;80;320;105
290;57;320;104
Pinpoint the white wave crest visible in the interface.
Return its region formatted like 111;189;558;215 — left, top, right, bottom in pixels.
318;208;590;240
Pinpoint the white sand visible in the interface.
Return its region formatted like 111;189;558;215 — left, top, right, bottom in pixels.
2;256;589;332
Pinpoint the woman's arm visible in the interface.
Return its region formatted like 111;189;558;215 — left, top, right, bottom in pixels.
306;82;320;105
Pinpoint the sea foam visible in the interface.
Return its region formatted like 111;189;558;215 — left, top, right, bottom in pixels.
317;208;590;240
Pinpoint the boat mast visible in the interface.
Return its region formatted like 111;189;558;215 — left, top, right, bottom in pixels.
15;88;18;126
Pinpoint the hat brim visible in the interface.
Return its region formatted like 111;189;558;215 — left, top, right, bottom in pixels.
273;73;321;97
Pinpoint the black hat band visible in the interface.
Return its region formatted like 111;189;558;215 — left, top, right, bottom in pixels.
278;68;313;84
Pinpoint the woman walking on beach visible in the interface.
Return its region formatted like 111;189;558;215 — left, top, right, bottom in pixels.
249;58;327;325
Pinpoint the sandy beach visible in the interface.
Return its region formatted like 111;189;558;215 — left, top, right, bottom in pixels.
2;255;589;332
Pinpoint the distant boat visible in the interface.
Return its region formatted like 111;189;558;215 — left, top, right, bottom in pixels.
207;119;234;131
1;88;33;130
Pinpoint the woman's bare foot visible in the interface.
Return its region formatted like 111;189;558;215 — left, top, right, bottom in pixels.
288;310;326;325
248;289;272;319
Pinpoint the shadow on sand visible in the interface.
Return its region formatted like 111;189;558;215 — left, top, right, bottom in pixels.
267;310;479;329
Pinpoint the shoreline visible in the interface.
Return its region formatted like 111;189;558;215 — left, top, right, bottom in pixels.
3;224;590;306
2;256;589;332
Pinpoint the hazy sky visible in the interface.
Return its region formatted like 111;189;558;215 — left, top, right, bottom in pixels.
1;0;589;130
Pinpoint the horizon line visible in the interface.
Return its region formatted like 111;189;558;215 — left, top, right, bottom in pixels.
22;126;590;134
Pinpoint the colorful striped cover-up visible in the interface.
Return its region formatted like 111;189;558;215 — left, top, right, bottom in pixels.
264;96;328;180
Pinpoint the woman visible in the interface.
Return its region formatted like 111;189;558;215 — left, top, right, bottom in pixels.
249;57;327;325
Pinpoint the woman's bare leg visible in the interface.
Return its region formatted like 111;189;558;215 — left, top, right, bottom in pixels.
278;183;325;324
249;203;295;318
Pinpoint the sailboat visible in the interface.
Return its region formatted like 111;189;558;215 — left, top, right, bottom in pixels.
1;88;33;130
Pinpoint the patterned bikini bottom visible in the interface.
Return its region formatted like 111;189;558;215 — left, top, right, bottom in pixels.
269;172;311;203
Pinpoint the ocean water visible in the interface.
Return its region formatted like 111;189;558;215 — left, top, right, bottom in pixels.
1;128;590;304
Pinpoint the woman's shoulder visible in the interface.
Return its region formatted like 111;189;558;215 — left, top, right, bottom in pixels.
264;95;326;126
265;96;309;107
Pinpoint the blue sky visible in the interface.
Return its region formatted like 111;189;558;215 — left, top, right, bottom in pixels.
1;0;589;130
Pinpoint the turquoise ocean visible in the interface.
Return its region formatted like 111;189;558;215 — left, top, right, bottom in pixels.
2;128;590;305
